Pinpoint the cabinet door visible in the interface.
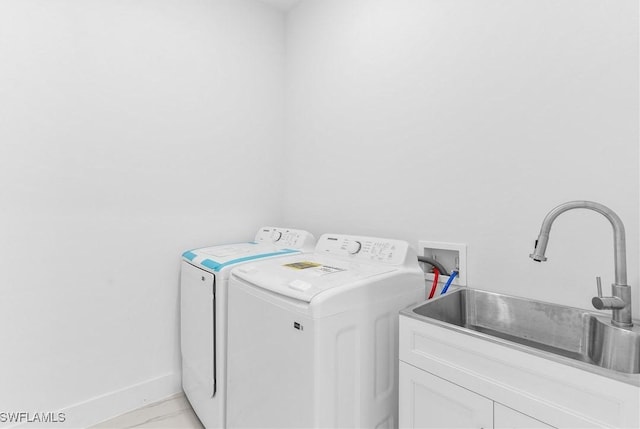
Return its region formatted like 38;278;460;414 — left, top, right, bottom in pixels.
399;362;493;429
494;403;556;429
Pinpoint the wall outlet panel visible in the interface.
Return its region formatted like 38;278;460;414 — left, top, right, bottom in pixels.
418;240;467;287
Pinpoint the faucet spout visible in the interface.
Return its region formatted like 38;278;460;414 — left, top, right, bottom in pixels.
529;200;632;327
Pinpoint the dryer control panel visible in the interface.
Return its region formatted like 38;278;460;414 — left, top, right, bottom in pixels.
315;234;412;265
255;227;315;251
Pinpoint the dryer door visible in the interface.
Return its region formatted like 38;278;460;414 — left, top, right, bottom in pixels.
181;261;215;399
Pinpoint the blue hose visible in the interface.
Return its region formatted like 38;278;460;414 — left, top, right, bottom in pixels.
440;270;458;295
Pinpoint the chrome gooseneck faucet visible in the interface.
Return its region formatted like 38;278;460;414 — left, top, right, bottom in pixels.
530;201;633;328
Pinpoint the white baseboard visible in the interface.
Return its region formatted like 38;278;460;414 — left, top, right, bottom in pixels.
11;373;181;429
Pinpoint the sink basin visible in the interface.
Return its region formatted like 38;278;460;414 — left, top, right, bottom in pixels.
403;288;640;378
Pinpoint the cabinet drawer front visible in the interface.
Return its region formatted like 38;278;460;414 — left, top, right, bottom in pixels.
494;403;555;429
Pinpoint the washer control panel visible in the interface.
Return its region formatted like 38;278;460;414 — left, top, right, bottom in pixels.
315;234;411;265
255;227;315;250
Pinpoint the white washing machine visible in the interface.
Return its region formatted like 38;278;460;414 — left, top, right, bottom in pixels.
180;227;315;429
226;234;425;429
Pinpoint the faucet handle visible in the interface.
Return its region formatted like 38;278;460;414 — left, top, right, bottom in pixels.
592;277;626;313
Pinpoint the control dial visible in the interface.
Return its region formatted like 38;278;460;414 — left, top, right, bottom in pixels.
272;231;282;242
346;240;362;255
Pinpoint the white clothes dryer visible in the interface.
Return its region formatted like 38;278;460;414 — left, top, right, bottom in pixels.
180;227;315;429
226;234;424;429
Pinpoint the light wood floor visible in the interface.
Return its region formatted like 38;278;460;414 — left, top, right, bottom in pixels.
90;393;204;429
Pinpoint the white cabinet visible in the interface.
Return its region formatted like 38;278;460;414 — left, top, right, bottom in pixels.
399;362;554;429
399;316;640;429
399;362;492;429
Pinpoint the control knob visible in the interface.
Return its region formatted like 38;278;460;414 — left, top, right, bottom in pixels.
346;240;362;255
272;231;282;242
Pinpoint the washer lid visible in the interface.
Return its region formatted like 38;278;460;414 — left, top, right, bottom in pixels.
182;243;301;273
233;255;398;302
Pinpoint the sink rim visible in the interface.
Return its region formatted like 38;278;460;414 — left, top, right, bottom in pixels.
401;287;640;387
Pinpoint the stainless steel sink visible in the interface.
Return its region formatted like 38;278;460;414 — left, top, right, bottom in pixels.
403;288;640;381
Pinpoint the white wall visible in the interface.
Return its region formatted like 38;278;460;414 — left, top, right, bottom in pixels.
0;0;284;426
283;0;639;314
1;0;638;425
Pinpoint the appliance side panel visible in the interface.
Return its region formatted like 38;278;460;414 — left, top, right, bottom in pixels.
317;293;418;429
375;312;392;398
180;261;216;426
336;325;358;427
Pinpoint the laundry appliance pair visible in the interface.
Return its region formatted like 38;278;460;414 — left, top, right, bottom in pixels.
180;227;425;428
180;227;315;428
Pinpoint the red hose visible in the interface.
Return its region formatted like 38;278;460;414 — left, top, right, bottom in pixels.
428;267;439;299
